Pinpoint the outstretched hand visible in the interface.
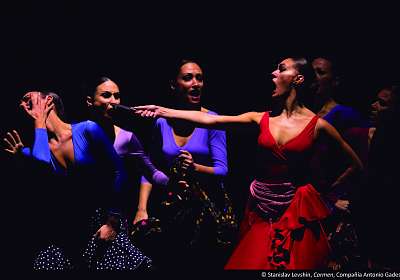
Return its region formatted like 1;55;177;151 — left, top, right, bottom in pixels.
132;105;167;118
3;130;24;155
20;92;54;128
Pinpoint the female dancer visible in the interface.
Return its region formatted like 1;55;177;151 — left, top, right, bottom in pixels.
134;59;235;270
133;57;363;269
85;76;170;220
3;91;152;270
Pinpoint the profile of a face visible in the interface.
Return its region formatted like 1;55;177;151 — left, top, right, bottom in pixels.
370;88;394;125
271;58;300;98
173;62;204;105
91;80;120;119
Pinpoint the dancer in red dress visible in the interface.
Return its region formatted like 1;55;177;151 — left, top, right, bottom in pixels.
133;57;363;270
228;111;332;269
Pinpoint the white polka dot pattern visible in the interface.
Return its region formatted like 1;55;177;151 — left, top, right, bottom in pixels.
83;232;152;270
33;245;73;271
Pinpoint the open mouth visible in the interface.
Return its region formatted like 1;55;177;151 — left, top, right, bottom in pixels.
272;82;280;95
189;89;201;97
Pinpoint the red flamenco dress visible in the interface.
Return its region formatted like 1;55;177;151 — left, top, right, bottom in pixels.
225;112;331;270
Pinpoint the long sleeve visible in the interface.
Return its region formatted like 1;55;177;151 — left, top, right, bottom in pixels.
28;128;61;174
140;120;165;185
22;147;31;157
32;128;52;164
208;128;228;176
128;132;169;186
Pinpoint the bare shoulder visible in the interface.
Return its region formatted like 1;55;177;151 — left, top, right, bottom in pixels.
316;117;332;130
315;118;342;140
236;111;265;124
302;107;317;118
251;111;266;124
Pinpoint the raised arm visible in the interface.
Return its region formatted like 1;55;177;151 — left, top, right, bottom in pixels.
133;105;263;129
19;92;55;167
316;119;363;189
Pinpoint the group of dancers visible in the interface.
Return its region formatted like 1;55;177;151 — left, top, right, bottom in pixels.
3;56;399;271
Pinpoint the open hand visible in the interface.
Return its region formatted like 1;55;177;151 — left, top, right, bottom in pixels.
3;130;24;155
20;92;54;127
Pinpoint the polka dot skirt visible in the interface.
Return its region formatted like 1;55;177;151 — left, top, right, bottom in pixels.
33;245;73;271
83;232;153;270
32;208;152;271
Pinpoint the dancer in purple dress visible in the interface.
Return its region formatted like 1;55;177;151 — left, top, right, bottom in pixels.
135;59;235;270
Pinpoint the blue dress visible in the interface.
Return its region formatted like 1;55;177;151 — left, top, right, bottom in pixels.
323;104;369;133
23;121;151;270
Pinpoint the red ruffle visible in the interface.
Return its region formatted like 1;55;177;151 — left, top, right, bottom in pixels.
225;184;331;270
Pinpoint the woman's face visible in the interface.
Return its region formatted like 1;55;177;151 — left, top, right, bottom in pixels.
92;80;120;119
271;58;299;98
311;58;334;96
370;88;394;125
174;62;204;105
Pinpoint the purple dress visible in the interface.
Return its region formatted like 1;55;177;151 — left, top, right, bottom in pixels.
141;110;233;270
142;110;228;184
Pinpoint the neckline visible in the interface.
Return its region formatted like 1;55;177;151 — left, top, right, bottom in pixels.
168;110;212;149
170;125;198;149
267;114;317;149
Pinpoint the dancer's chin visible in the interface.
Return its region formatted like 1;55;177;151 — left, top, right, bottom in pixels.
272;90;280;98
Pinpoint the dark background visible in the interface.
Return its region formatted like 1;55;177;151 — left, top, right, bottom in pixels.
0;1;399;270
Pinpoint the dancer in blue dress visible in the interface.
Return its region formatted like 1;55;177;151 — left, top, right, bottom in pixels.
4;90;152;270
